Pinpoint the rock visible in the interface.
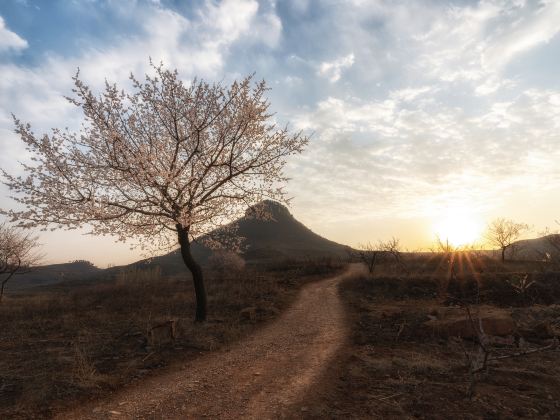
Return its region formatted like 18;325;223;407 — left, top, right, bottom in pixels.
425;306;516;338
488;335;515;347
519;321;555;340
240;307;257;322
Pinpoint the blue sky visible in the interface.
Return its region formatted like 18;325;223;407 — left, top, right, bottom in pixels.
1;0;560;265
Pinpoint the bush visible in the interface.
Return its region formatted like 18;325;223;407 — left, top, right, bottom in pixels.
207;250;246;277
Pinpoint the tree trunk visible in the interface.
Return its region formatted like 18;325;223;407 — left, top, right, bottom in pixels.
501;247;506;263
0;269;18;304
0;279;7;303
176;224;207;322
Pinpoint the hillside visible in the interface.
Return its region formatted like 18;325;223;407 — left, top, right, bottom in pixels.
133;200;351;274
507;234;560;261
10;201;350;290
7;260;102;291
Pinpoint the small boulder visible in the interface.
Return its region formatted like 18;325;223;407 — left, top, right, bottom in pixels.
425;306;516;338
519;321;556;340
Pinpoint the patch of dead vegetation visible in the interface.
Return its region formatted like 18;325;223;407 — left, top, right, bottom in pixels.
0;258;344;418
322;256;560;419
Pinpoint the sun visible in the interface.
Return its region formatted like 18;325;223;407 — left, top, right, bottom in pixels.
434;211;482;248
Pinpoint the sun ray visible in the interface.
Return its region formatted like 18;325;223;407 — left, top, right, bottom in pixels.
433;210;483;248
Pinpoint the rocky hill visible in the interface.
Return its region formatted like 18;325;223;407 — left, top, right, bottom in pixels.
133;200;350;274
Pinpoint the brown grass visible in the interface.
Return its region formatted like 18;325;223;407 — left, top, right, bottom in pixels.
0;258;344;419
320;254;560;419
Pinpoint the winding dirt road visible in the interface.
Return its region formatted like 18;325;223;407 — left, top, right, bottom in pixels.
59;265;356;419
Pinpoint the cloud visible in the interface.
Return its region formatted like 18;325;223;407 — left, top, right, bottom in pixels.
317;53;355;82
200;0;259;48
482;1;560;70
288;84;560;224
0;0;276;124
0;16;27;52
2;0;560;259
0;0;281;206
409;0;560;94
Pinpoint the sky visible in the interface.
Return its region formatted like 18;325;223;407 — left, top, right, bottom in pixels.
0;0;560;266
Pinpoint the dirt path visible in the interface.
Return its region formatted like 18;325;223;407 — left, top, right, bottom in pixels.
59;265;357;419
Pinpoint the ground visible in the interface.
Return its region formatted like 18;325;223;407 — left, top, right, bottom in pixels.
2;254;560;419
324;256;560;419
0;258;343;419
58;265;354;419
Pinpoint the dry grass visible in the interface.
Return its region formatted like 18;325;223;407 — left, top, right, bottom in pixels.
321;254;560;419
354;252;560;307
0;258;344;419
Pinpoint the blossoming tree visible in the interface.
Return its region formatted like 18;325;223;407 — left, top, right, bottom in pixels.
1;64;307;321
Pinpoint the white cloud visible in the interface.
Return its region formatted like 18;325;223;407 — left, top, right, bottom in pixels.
250;11;282;48
409;0;560;94
389;86;433;102
289;84;560;224
482;1;560;70
3;0;560;259
0;16;27;52
317;53;355;82
200;0;259;48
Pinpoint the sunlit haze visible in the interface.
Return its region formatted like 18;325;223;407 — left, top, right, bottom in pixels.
434;209;484;247
1;0;560;266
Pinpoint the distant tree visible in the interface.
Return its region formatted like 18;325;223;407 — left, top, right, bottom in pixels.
431;235;477;299
70;260;96;267
356;242;379;274
0;223;40;302
208;250;245;277
354;237;408;276
378;237;408;274
433;235;459;278
1;63;307;321
485;218;529;263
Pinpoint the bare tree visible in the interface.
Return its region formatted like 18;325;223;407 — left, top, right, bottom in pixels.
1;63;307;321
484;218;529;263
432;235;461;298
0;223;40;302
378;237;408;274
354;237;407;276
208;250;245;277
355;242;379;274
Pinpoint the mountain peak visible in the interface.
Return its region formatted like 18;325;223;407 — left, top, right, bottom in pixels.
244;200;292;221
133;200;349;272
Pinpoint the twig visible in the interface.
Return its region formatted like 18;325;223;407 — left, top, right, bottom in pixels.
370;392;403;405
395;321;406;342
142;352;154;362
484;339;559;365
375;392;402;401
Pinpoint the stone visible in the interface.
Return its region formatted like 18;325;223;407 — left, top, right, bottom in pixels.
425;306;516;338
519;321;555;340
